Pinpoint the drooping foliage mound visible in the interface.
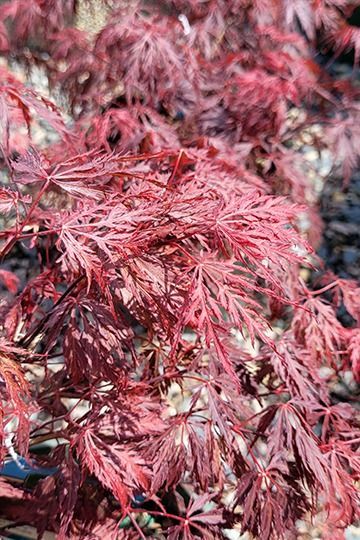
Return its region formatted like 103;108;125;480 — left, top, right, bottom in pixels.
0;1;359;538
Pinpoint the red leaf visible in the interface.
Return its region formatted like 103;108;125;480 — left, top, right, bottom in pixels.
0;269;19;294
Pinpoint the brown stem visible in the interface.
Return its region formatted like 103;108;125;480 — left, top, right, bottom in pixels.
1;179;50;260
29;431;69;447
19;274;85;348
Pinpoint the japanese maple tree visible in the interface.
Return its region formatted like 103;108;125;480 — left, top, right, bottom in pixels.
0;0;359;538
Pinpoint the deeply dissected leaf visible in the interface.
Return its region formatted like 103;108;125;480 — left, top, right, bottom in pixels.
72;428;149;509
0;0;359;538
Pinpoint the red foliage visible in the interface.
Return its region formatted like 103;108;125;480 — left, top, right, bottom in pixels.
0;1;359;538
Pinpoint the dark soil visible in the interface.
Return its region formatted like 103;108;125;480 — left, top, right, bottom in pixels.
319;172;360;281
